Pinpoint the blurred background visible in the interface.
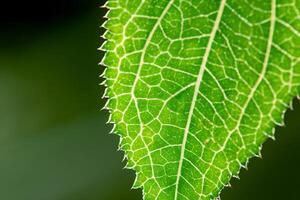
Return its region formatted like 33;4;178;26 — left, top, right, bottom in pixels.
0;1;299;199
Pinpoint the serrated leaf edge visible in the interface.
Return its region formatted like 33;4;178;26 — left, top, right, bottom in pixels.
99;0;300;200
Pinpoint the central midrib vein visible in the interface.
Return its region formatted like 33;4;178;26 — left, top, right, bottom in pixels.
174;0;227;199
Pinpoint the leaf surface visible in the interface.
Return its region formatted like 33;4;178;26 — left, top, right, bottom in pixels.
101;0;300;199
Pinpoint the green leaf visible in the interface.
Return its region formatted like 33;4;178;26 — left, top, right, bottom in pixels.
101;0;300;199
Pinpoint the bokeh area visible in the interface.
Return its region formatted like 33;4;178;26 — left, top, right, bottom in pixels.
0;1;299;199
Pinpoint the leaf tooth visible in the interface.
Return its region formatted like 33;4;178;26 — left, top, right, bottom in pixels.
269;135;276;141
253;152;262;159
263;131;276;140
102;93;109;101
99;22;106;32
271;127;276;135
106;113;113;124
235;159;246;170
99;34;106;40
99;79;107;89
232;174;240;180
98;41;108;51
225;182;231;188
124;157;135;169
117;145;123;152
101;30;109;39
109;124;116;134
289;100;294;110
124;162;134;170
99;53;108;67
281;100;290;108
103;10;110;19
118;146;128;156
102;100;111;110
123;162;132;170
271;116;285;127
132;181;140;190
99;28;108;40
102;88;109;99
256;148;263;159
131;176;140;189
241;163;248;170
121;153;128;163
118;139;130;154
98;42;106;51
101;20;109;29
277;118;285;126
100;79;106;86
132;173;144;190
99;79;108;87
281;110;287;126
100;67;107;77
101;105;109;111
114;131;123;138
99;21;110;39
100;101;109;111
102;99;110;111
103;31;114;41
251;146;263;159
116;137;124;150
98;61;106;68
100;1;109;9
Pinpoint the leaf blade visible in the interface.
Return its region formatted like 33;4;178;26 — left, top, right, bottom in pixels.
102;0;300;199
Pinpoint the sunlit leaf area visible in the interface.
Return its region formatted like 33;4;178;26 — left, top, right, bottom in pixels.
0;1;300;199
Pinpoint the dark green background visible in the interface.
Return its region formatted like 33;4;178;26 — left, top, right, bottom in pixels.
0;1;299;199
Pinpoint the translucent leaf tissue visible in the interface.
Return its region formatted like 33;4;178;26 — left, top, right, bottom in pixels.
101;0;300;199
